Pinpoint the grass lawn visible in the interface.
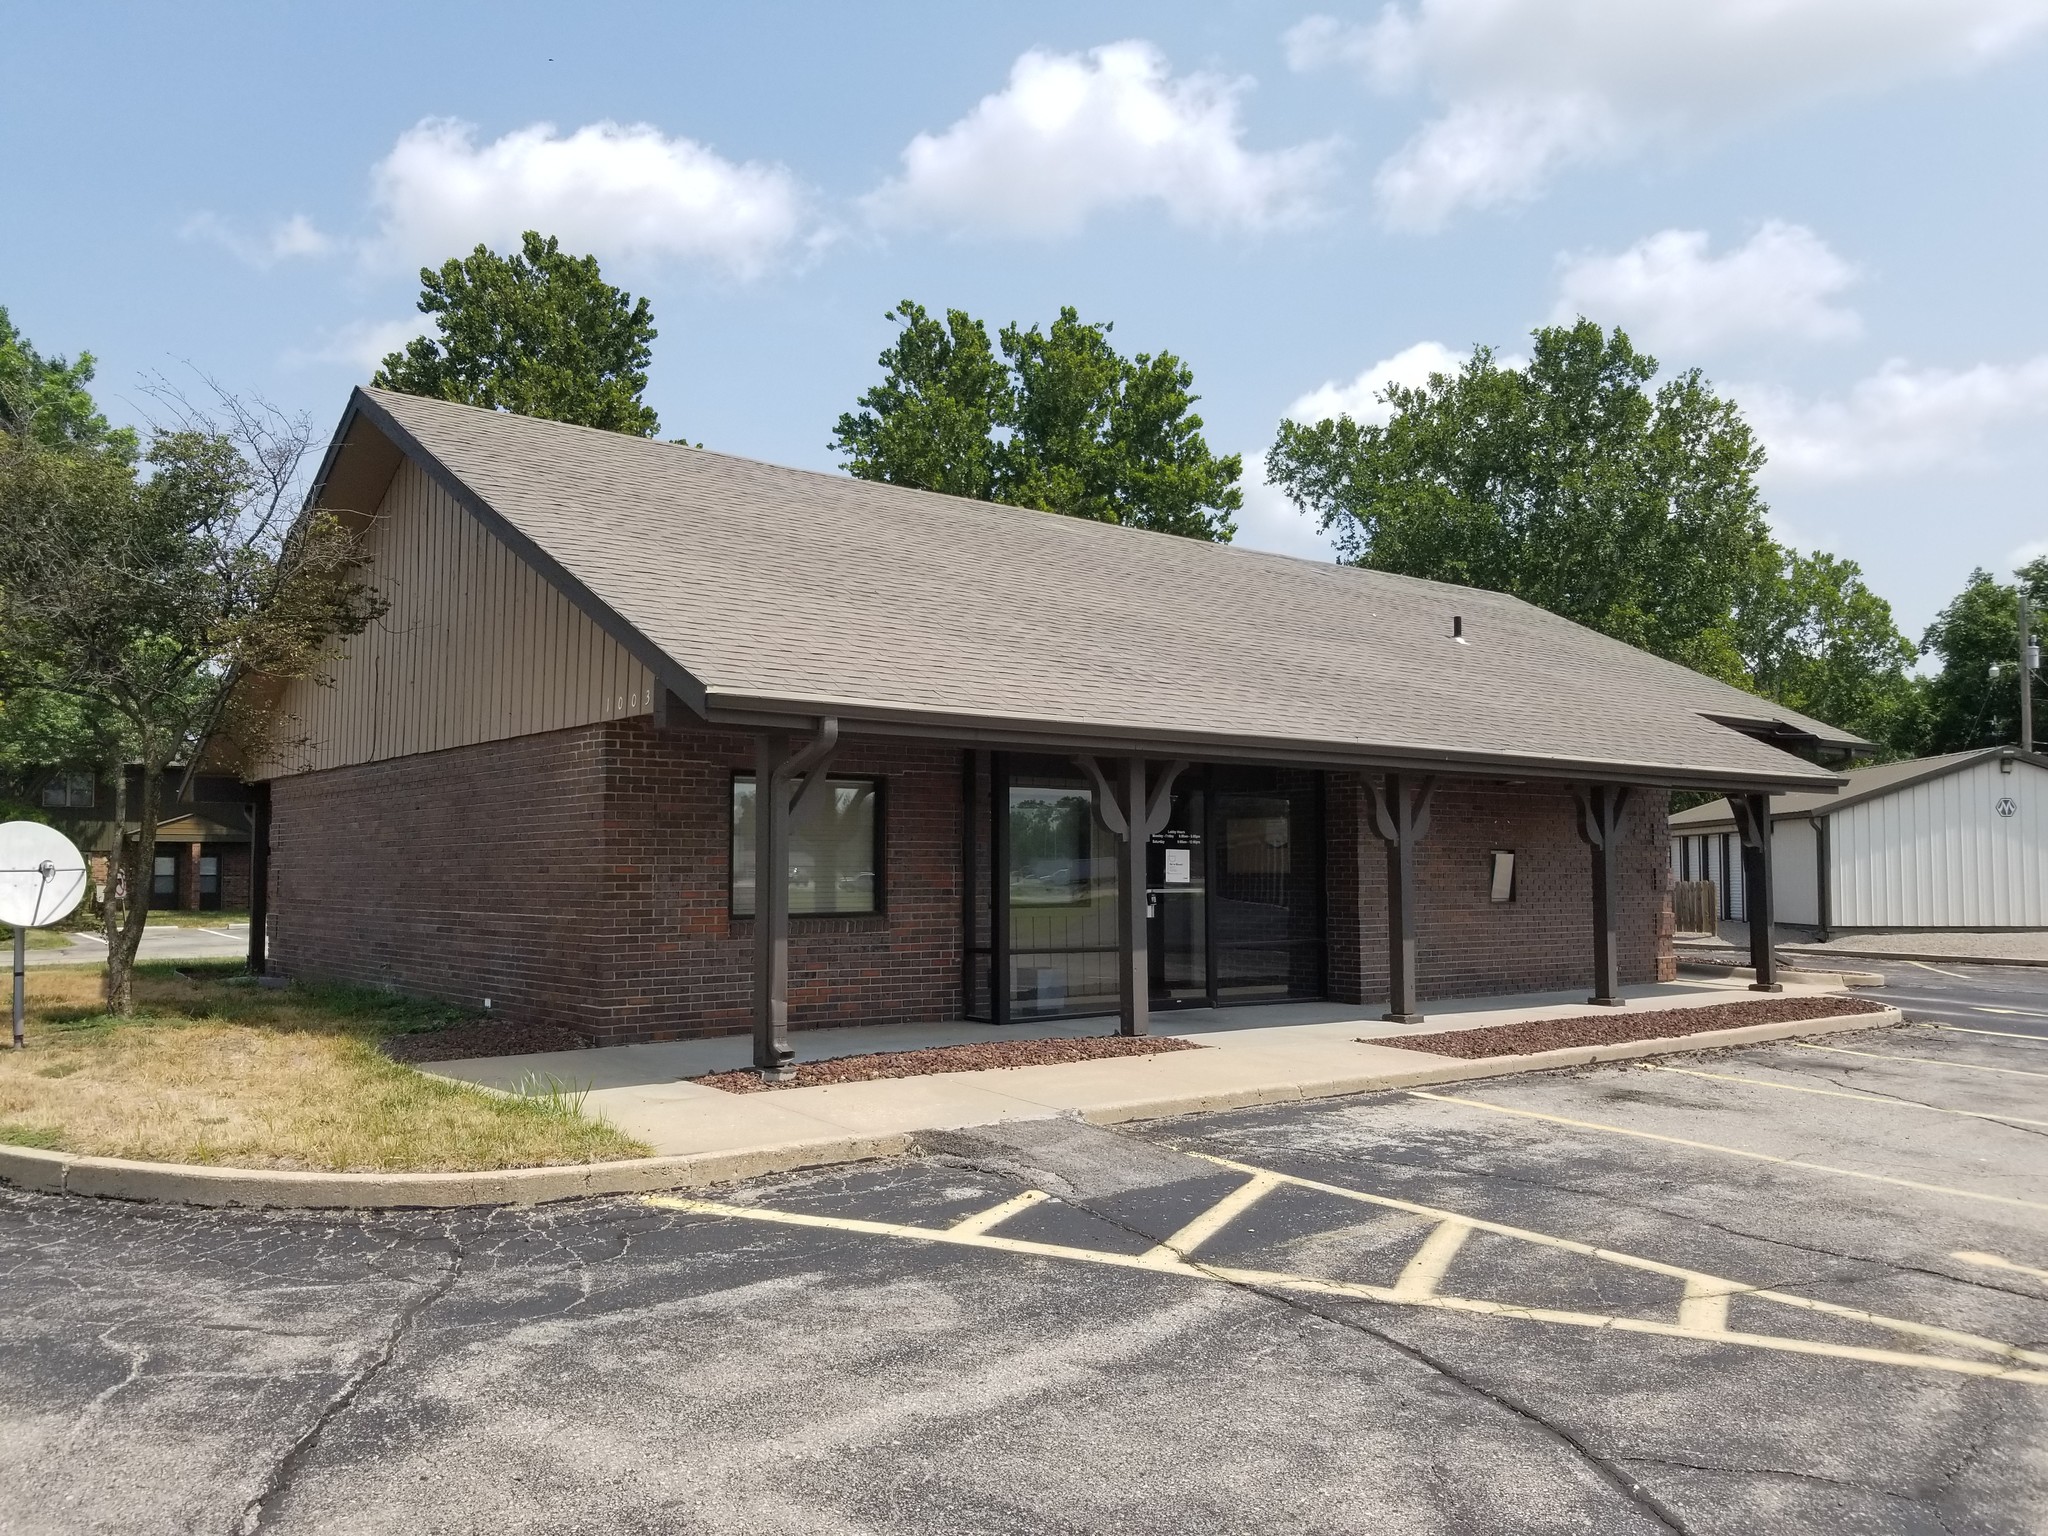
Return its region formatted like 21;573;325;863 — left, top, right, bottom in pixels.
0;962;649;1172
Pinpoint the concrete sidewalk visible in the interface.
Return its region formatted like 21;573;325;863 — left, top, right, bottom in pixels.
425;977;1870;1157
1685;920;2048;968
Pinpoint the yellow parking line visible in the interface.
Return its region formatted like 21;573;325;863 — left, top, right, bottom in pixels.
1406;1091;2048;1213
1789;1042;2048;1080
1952;1250;2048;1283
1678;1276;1734;1333
1197;1264;2048;1385
1642;1064;2048;1129
947;1188;1050;1236
1391;1219;1473;1300
649;1194;1206;1278
1140;1171;1281;1266
646;1174;2048;1385
1192;1155;2048;1366
1936;1024;2048;1044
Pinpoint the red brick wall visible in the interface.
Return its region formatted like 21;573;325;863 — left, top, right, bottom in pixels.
218;845;251;911
268;719;962;1043
270;727;1676;1043
1325;775;1674;1007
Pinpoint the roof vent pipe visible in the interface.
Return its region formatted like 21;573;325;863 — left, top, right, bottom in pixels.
1451;615;1467;645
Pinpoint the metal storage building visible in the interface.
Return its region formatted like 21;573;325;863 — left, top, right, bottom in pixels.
1671;748;2048;933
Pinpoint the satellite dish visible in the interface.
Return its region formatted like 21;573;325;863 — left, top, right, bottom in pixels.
0;821;89;928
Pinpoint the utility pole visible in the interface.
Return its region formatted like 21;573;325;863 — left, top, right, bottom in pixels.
2023;590;2038;757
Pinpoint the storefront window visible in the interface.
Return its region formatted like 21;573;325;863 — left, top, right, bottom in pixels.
731;775;880;917
1007;775;1119;1017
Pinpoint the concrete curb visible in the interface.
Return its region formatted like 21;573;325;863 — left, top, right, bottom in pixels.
0;1133;910;1211
0;1007;1897;1210
1073;1007;1903;1124
1778;944;2048;970
1676;959;1887;988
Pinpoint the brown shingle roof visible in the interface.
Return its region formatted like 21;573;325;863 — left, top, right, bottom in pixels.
337;387;1857;792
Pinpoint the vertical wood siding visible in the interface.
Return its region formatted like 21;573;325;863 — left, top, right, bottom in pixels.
257;459;655;776
1834;757;2045;927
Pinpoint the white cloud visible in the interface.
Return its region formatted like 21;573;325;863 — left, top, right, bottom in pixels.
281;317;430;374
1286;1;2048;228
1741;356;2048;482
1285;340;1468;425
1553;223;1861;353
2009;537;2048;569
182;211;335;267
1234;465;1339;561
365;118;808;277
864;40;1335;237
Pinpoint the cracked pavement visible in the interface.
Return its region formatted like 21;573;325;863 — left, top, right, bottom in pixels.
3;1005;2046;1534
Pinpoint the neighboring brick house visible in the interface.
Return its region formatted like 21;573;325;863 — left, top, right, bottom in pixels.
231;388;1864;1068
14;765;251;912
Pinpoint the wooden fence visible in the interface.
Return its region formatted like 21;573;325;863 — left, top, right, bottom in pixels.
1673;880;1719;935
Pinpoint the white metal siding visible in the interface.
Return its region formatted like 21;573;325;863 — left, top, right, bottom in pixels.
1772;818;1819;927
1833;756;2047;926
257;460;655;777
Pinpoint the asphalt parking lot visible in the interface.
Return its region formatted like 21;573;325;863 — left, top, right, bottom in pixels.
3;989;2045;1534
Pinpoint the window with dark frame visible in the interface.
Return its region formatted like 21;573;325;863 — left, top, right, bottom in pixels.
41;770;95;809
731;773;882;917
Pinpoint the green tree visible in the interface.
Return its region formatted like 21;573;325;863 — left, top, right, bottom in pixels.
998;308;1241;540
0;388;385;1012
1915;560;2048;754
832;300;1241;541
1733;548;1923;757
1266;320;1773;677
373;232;660;436
0;314;134;836
832;301;1009;499
0;307;137;461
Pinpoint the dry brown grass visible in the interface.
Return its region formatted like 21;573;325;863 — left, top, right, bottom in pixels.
0;964;648;1171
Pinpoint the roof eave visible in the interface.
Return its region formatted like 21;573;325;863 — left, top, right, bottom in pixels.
698;692;1846;793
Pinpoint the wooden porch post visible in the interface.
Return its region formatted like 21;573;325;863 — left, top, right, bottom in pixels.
1117;755;1150;1038
753;719;840;1078
1731;792;1781;992
1575;784;1631;1006
1075;756;1188;1039
1370;773;1435;1024
246;783;270;975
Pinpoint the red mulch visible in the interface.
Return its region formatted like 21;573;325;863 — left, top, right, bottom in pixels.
1372;994;1889;1060
381;1021;593;1064
694;1034;1203;1092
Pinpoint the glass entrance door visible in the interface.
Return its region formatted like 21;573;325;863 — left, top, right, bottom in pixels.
1147;780;1207;1006
969;755;1323;1022
1210;766;1325;1003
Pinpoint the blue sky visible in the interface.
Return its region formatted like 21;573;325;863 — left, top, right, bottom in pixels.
6;1;2047;639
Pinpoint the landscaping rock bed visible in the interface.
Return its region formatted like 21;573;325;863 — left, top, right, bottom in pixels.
382;1021;592;1064
696;1034;1202;1092
1373;994;1890;1060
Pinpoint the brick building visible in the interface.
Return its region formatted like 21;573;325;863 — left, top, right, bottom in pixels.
17;765;251;913
234;389;1861;1070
